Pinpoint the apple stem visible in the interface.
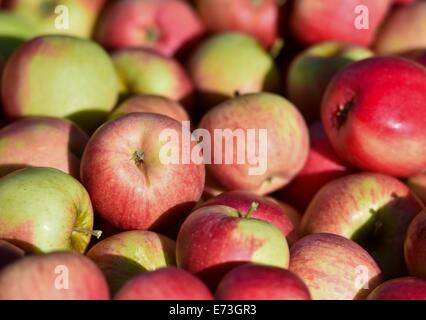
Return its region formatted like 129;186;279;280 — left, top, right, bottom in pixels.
245;202;259;218
270;38;284;58
73;227;103;239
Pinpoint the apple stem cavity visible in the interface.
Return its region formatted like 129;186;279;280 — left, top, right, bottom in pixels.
73;227;103;239
132;149;151;187
245;202;259;219
334;98;354;129
145;27;160;43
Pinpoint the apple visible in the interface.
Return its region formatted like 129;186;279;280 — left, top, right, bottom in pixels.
87;230;176;295
0;12;33;59
321;56;426;177
2;35;119;133
407;173;426;205
374;1;426;54
198;191;301;245
289;233;382;300
96;0;204;57
290;0;391;46
277;122;353;212
176;204;289;288
0;240;24;270
194;0;279;48
115;267;213;300
215;263;311;300
286;42;372;123
1;0;107;38
0;167;96;253
367;277;426;300
0;252;109;300
81;113;205;231
188;32;281;109
198;92;309;196
405;212;426;279
109;95;189;123
0;117;89;179
112;48;194;107
301;172;422;279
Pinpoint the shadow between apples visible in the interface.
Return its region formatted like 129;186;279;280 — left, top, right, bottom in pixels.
66;109;109;135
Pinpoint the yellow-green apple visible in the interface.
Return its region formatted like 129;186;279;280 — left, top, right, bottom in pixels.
0;167;96;253
367;277;426;300
96;0;204;57
188;32;281;109
194;0;279;48
0;117;89;179
0;12;33;60
290;0;391;46
112;48;193;106
301;173;422;279
0;252;109;300
277;122;353;212
2;35;119;133
198;191;301;245
286;42;372;123
405;212;426;279
198;93;309;196
1;0;107;38
374;1;426;54
81;113;205;230
176;204;289;288
115;267;213;300
0;240;24;270
321;56;426;177
215;264;311;300
109;95;189;123
289;233;382;300
407;173;426;205
87;230;176;295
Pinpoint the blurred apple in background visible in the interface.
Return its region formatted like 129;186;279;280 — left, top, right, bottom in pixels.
0;167;96;253
0;117;88;179
289;233;382;300
405;212;426;280
286;42;372;123
199;93;309;196
0;252;109;300
115;267;213;300
367;277;426;300
0;240;24;270
2;35;119;133
215;264;311;300
87;230;176;295
407;173;426;205
0;12;32;62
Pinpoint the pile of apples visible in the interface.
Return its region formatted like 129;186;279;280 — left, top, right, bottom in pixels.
1;0;426;301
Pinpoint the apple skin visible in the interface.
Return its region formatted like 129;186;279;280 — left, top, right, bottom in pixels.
188;32;281;109
199;92;309;196
405;212;426;279
407;173;426;205
112;48;194;106
176;205;289;288
87;230;176;295
96;0;204;57
289;233;382;300
301;172;422;279
215;264;311;300
1;0;107;38
195;0;278;48
0;117;89;179
0;167;95;253
367;277;426;300
286;42;372;123
0;240;24;270
81;113;205;230
321;56;426;177
115;267;213;300
198;191;301;245
0;252;109;300
2;35;119;133
0;12;33;60
374;1;426;54
290;0;391;46
277;122;353;212
109;95;189;123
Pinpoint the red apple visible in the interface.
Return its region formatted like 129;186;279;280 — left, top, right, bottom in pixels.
321;56;426;177
0;240;24;270
81;113;205;230
289;233;382;300
215;264;311;300
176;204;289;288
199;191;301;245
96;0;204;57
115;267;213;300
0;252;109;300
367;277;426;300
405;212;426;279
